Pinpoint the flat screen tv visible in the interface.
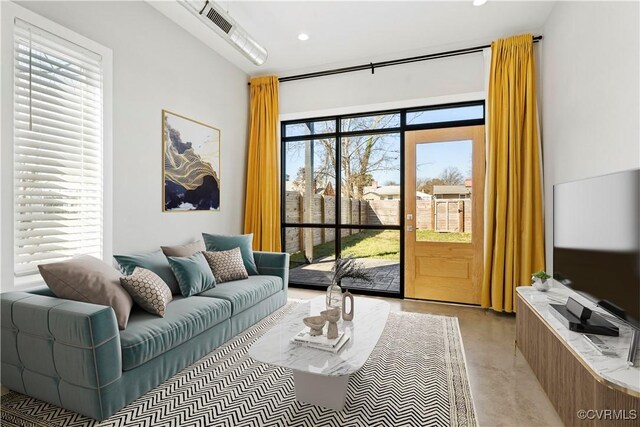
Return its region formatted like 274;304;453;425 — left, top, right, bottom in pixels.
553;169;640;330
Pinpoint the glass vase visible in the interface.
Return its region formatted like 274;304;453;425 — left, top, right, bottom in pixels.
326;281;343;313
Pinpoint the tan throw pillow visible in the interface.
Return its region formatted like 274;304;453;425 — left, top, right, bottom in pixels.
120;267;173;316
160;240;206;257
203;248;248;284
38;255;133;329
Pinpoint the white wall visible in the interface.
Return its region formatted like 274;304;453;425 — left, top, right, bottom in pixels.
541;1;640;272
280;53;485;118
0;1;249;291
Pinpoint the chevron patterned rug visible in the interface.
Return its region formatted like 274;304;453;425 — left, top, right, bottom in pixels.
1;300;477;427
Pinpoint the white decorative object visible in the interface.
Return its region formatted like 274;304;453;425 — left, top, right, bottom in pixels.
291;330;350;354
321;308;341;339
532;277;551;292
325;282;343;313
326;257;373;316
248;296;390;410
342;290;354;321
531;271;552;292
302;316;326;336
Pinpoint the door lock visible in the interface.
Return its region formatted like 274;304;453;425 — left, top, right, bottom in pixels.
406;225;414;232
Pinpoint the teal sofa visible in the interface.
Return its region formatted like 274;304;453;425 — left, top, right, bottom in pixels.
0;251;289;421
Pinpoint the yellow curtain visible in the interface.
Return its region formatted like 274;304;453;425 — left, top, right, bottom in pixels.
244;76;281;252
481;34;545;313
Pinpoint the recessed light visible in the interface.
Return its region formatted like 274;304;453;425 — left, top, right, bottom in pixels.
473;0;487;6
298;33;309;41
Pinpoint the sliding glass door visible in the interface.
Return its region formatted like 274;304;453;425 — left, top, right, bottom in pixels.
281;102;485;298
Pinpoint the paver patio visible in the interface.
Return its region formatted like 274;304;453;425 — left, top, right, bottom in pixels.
289;258;400;293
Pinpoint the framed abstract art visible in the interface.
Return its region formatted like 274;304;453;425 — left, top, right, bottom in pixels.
162;110;220;211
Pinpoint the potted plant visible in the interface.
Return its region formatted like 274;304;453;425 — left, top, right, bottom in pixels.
326;256;373;312
531;271;552;292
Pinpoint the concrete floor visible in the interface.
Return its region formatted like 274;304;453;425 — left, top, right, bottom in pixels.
289;287;564;427
1;290;564;427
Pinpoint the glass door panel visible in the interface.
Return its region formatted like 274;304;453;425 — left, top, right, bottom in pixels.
284;139;336;225
415;140;473;243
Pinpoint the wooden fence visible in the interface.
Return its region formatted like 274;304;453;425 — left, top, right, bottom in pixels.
285;192;368;255
285;191;472;257
367;199;472;233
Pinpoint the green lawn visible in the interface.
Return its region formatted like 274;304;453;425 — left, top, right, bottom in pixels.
290;229;399;265
416;229;472;243
289;228;471;266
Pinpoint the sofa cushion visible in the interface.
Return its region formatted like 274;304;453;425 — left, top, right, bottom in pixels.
120;267;173;317
167;252;216;297
203;248;248;284
119;296;231;371
160;240;206;257
38;255;133;330
202;233;259;275
197;275;282;315
114;250;180;295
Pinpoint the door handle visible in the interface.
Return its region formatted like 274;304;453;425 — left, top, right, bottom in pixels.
406;225;414;232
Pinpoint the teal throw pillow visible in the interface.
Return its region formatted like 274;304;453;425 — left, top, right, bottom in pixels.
167;252;216;297
114;250;180;294
201;233;259;275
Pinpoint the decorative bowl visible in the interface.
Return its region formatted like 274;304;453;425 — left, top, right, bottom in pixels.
303;315;326;336
320;308;341;323
532;278;551;292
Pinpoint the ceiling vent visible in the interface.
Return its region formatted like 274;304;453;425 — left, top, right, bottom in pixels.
179;0;268;66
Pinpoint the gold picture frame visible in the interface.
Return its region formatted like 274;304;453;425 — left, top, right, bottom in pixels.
162;110;221;212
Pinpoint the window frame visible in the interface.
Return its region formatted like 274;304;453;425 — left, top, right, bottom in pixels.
1;2;113;290
280;100;485;298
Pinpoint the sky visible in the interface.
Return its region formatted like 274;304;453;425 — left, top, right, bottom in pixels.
283;105;481;190
416;140;472;182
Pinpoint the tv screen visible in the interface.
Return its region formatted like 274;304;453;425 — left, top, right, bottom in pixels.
553;169;640;330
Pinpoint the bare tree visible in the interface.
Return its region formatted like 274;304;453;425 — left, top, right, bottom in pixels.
439;166;465;185
417;178;445;195
417;167;466;195
291;167;307;193
313;115;400;200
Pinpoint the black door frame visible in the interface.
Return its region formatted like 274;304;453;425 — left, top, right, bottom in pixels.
280;100;485;299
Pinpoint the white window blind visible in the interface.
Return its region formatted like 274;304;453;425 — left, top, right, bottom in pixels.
14;18;104;277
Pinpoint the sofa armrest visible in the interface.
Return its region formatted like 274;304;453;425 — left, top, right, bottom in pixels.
1;292;122;400
253;251;289;289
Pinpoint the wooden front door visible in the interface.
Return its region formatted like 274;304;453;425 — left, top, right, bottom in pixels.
404;126;485;304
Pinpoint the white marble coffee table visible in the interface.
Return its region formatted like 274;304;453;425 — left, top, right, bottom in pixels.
248;296;390;410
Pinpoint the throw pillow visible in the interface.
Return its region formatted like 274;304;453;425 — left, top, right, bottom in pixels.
167;252;216;297
38;255;133;330
114;250;180;295
201;233;258;275
120;267;173;317
203;248;249;283
160;240;206;257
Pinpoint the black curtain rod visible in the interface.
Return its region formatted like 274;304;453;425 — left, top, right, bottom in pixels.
248;35;542;85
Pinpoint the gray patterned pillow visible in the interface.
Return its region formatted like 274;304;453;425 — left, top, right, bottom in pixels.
120;267;173;317
203;248;248;283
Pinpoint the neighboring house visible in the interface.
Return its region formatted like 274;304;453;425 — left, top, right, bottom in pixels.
363;185;432;201
433;185;472;199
